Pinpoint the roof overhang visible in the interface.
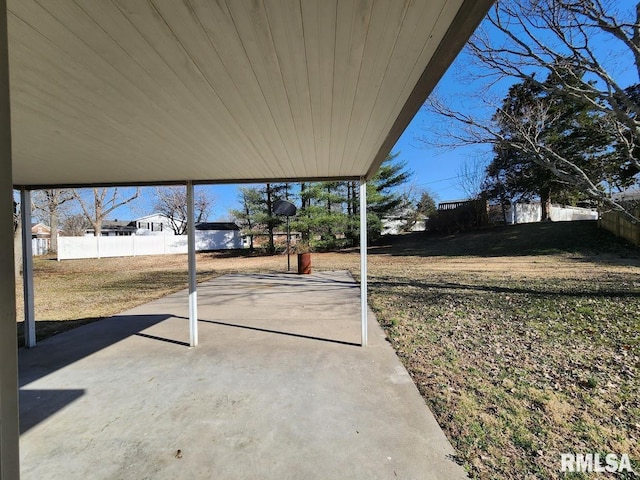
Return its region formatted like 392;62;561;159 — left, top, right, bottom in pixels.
8;0;493;188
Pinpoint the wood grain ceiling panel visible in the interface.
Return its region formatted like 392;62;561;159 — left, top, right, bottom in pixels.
7;0;492;187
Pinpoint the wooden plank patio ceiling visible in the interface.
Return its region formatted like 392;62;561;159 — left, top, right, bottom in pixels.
7;0;492;188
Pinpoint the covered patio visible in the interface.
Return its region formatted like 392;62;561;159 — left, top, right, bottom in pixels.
19;271;467;479
1;1;493;477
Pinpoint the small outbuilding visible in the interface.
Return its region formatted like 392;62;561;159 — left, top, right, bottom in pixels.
195;222;243;251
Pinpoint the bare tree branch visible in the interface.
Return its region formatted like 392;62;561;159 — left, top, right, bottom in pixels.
423;0;640;223
32;189;75;251
154;186;213;235
72;187;140;236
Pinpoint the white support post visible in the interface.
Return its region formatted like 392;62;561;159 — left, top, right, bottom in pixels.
359;178;368;347
21;187;36;348
0;0;21;475
187;181;198;347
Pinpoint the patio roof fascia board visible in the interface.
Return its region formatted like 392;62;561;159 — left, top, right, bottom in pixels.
14;175;364;191
364;0;495;181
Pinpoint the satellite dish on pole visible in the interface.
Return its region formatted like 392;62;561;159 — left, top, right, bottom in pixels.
273;200;297;271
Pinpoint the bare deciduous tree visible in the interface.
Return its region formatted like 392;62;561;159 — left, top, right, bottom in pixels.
153;186;212;235
424;0;640;222
457;157;489;200
72;188;140;236
32;189;75;252
61;213;91;237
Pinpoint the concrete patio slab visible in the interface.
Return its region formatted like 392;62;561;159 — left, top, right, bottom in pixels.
19;271;468;480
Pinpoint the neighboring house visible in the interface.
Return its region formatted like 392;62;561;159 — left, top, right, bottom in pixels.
134;213;175;235
81;216;242;249
85;213;174;236
382;219;425;235
31;222;51;239
85;220;137;236
31;222;50;255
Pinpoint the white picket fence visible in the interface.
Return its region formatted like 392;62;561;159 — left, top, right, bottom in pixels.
57;231;242;260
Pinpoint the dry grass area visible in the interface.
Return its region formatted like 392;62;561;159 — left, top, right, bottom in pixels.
14;251;291;344
368;258;639;479
14;221;640;478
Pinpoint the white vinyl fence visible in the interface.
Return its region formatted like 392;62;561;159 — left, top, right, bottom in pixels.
57;231;242;260
505;203;598;224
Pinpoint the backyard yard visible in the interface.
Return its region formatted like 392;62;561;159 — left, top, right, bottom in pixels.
15;220;640;479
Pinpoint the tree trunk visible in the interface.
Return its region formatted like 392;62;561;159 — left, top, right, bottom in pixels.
50;209;59;253
501;200;508;224
14;229;22;278
346;182;353;241
300;183;309;242
14;221;22;280
92;219;102;237
540;187;551;221
266;183;275;254
12;202;21;279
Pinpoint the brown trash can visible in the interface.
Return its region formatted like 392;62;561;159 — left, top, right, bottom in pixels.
297;253;311;274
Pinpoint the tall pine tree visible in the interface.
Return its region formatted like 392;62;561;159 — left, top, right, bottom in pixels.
486;68;614;219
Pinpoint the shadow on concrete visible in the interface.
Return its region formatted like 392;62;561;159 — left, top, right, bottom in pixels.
19;389;85;434
19;314;173;388
135;332;190;347
19;314;177;434
198;318;361;347
17;317;106;349
213;272;360;288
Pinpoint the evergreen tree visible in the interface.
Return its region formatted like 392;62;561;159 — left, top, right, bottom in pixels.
231;187;263;251
230;184;287;253
366;153;412;240
293;182;349;249
486;68;614;219
231;153;411;250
